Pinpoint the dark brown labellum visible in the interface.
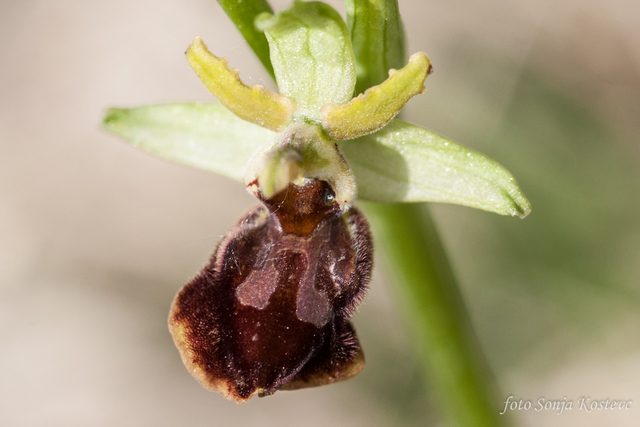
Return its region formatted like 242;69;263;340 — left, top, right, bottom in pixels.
168;180;373;402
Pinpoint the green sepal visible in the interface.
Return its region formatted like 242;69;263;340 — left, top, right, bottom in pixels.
340;120;531;217
257;1;356;122
102;103;275;182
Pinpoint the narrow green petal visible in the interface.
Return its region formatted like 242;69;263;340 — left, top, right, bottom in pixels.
340;120;531;217
215;0;275;79
187;37;294;132
102;103;276;182
256;1;356;122
321;52;432;140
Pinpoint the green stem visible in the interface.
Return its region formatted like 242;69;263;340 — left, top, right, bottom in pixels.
215;0;275;79
361;202;507;427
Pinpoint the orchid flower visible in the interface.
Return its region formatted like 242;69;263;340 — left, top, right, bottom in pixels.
102;0;529;417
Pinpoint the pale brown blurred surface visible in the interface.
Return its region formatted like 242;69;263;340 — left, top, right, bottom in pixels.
1;1;639;426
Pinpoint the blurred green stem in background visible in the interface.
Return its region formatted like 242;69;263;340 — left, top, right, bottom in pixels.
362;202;505;427
217;0;508;425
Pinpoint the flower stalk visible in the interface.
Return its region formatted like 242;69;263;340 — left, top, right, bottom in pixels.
362;202;506;427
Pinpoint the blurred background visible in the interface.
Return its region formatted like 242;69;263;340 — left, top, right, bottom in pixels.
1;0;638;425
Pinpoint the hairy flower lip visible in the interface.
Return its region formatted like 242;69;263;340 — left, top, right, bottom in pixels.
168;180;373;403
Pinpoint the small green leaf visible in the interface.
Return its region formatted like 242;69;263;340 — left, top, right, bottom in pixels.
102;103;275;182
345;0;406;93
256;1;356;122
215;0;275;79
340;120;531;217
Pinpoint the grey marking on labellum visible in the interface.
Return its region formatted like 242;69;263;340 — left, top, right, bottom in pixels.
295;278;331;327
236;234;332;327
235;252;281;309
